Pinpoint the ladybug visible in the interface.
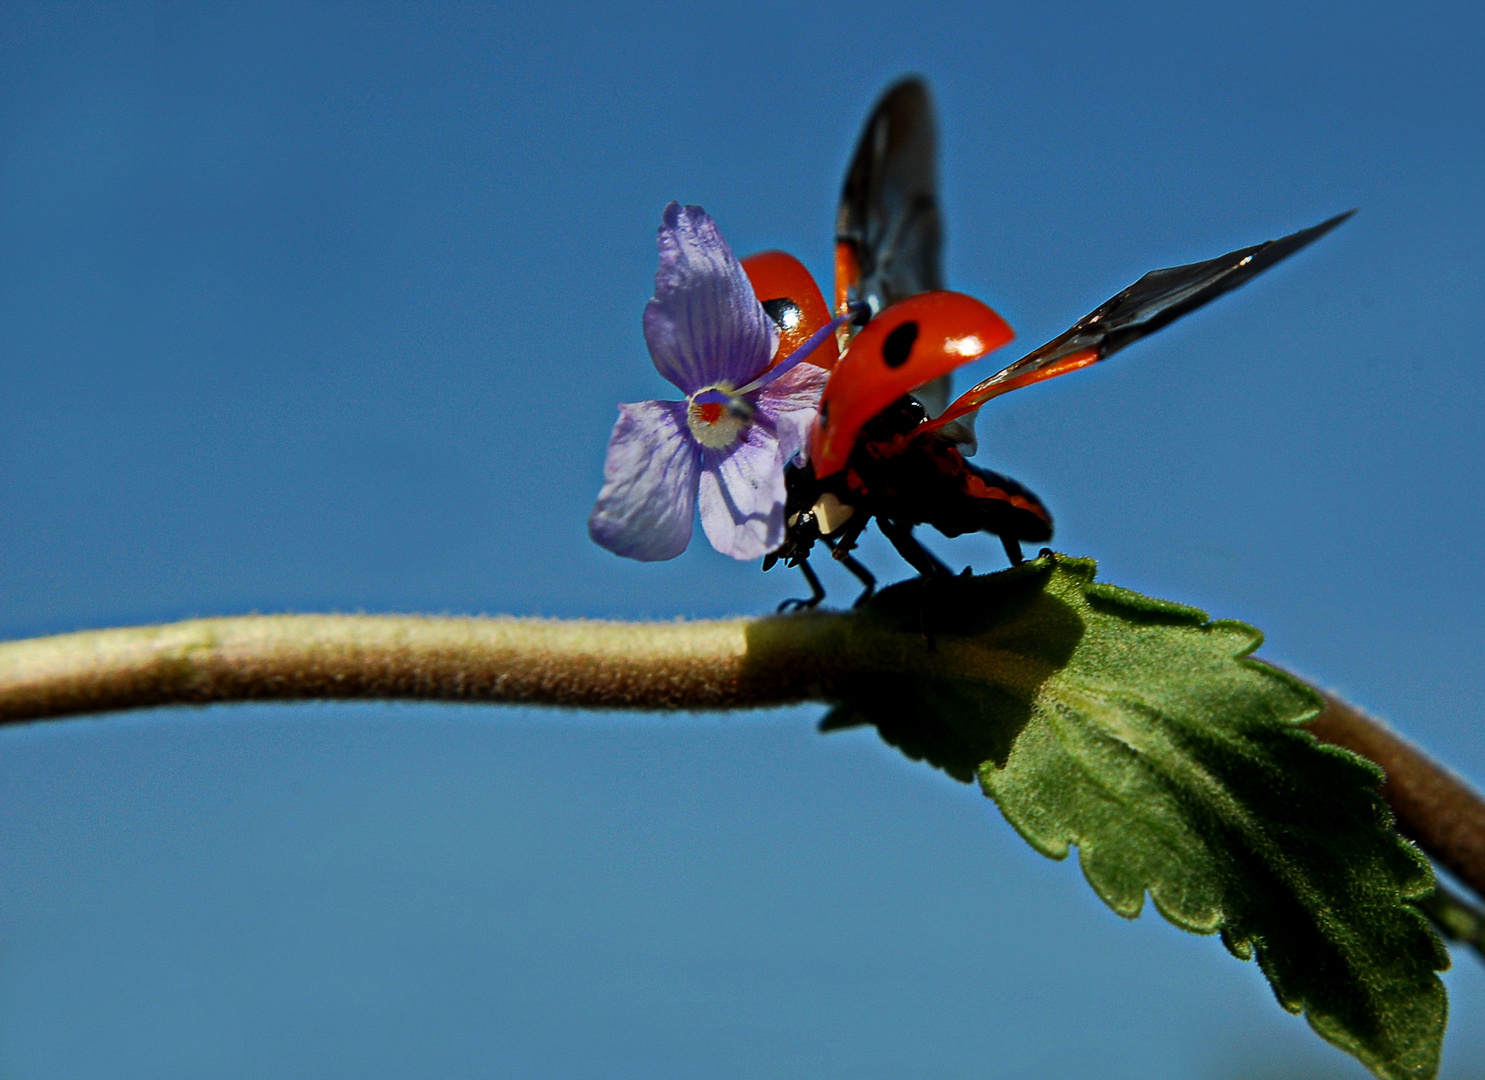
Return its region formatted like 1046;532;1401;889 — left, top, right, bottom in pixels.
745;79;1351;608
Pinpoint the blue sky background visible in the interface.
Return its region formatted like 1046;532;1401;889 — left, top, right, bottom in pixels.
1;2;1482;1077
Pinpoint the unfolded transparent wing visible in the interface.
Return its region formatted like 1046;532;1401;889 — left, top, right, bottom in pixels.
834;78;977;441
921;211;1355;434
836;77;943;315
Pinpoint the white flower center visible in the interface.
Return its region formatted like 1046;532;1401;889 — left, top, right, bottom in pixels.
686;386;752;450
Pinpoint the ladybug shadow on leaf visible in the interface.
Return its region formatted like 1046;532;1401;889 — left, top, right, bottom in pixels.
805;557;1084;782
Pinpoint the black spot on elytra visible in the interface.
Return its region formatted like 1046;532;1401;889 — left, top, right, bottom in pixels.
761;298;801;332
882;321;918;368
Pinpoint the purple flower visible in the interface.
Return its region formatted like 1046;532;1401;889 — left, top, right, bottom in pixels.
589;203;853;562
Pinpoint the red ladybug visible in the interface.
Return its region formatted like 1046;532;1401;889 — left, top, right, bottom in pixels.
747;79;1351;608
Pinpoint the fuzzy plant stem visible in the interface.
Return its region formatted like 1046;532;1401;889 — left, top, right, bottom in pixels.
1;613;1482;905
1308;690;1485;905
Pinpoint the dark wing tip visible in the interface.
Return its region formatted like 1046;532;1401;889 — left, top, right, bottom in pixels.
877;74;930;103
1275;207;1356;252
1218;208;1354;289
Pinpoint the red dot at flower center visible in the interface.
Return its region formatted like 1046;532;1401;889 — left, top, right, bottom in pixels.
696;402;724;424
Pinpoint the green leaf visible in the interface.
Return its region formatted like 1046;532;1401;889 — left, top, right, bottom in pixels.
816;554;1449;1080
1415;883;1485;963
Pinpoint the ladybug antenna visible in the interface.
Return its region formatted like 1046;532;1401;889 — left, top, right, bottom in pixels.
737;301;872;395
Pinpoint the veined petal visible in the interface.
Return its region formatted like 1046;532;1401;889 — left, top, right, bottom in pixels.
589;399;701;561
643;203;777;395
754;359;828;465
697;425;787;560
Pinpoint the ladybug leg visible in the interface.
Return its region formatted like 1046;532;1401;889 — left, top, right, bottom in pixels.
822;536;877;608
816;511;876;606
839;554;877;608
877;518;952;579
777;559;826;612
826;511;869;555
877;518;954;649
1001;535;1025;566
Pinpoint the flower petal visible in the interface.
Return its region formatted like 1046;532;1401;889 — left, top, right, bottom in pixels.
643;203;777;396
754;359;829;465
697;425;787;560
589;399;701;561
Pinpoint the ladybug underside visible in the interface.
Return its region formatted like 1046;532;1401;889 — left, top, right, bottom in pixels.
763;395;1052;609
